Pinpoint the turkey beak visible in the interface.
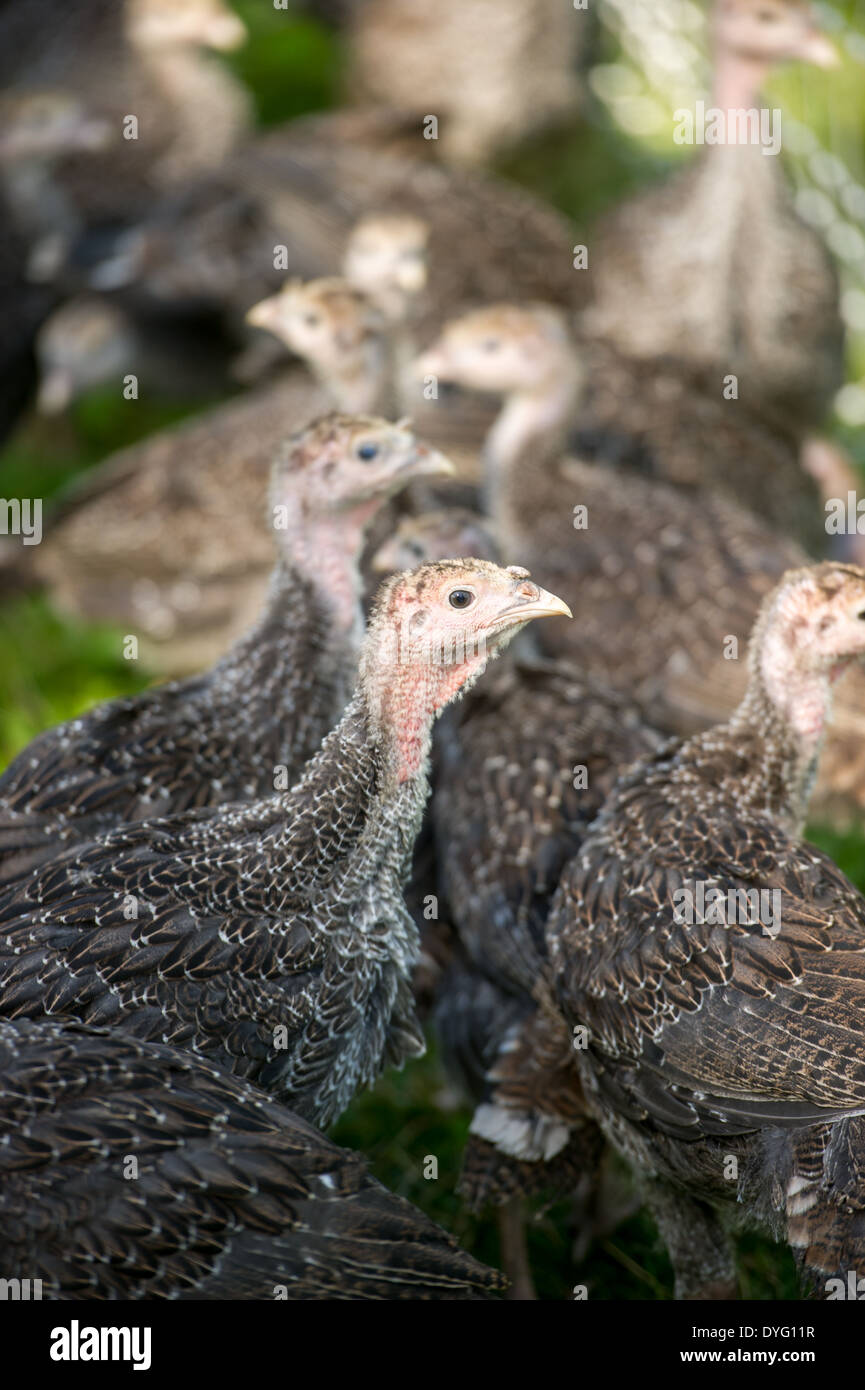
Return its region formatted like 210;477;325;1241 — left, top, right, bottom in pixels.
402;443;455;481
202;13;247;51
246;295;284;334
493;584;573;629
37;369;73;415
798;29;839;68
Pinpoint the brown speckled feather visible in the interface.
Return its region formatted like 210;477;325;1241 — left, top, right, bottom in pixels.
0;1018;504;1299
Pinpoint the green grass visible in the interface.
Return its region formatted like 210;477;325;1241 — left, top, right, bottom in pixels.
0;596;151;766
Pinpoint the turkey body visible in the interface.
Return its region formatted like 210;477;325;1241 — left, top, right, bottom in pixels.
0;566;353;884
0;694;427;1127
546;704;865;1294
431;652;664;1207
0;1017;505;1299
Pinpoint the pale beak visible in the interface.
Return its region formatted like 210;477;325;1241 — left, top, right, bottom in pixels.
37;369;73;415
203;14;247;51
493;586;573;627
245;295;284;333
798;30;840;69
402;444;456;480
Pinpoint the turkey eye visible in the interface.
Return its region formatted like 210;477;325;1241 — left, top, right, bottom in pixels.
482;339;500;352
304;313;320;328
357;442;379;461
449;589;473;609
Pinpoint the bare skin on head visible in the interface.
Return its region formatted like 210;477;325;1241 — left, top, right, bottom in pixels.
417;302;580;521
711;0;837;109
272;413;455;637
729;562;865;831
363;559;571;785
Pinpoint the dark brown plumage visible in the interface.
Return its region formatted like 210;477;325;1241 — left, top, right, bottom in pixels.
0;1017;505;1299
0;415;452;883
545;563;865;1297
0;560;570;1128
372;513;662;1219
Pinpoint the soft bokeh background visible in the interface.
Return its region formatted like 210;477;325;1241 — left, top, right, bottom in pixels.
1;0;864;1298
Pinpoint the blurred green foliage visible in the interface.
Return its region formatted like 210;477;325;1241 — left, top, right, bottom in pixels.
1;2;864;1300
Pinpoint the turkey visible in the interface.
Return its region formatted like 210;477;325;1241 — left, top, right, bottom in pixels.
340;0;592;167
20;276;399;675
0;0;250;242
0;559;571;1127
33;292;238;411
417;301;822;552
0;1017;505;1299
415;300;865;826
0;414;452;883
70;117;577;360
585;0;843;435
372;510;664;1298
546;562;865;1299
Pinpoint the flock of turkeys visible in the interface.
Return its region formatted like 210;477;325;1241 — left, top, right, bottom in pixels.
0;0;864;1301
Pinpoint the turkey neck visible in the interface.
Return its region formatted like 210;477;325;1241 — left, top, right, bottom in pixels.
210;511;371;765
141;45;246;176
483;359;583;545
321;336;396;416
676;596;848;836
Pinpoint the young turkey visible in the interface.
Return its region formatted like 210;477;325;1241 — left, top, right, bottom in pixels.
33;293;237;411
417;301;822;552
372;511;664;1298
22;278;395;675
340;0;590;167
0;0;250;239
415;301;865;826
0;559;570;1127
0;415;452;884
0;1017;505;1299
546;562;865;1299
71;117;577;365
585;0;843;434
